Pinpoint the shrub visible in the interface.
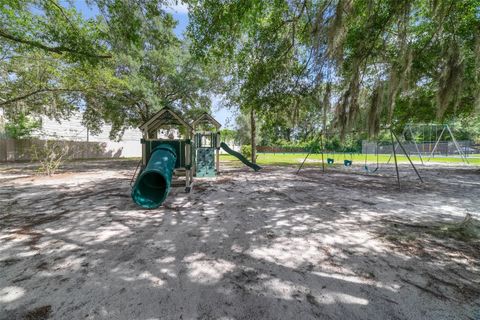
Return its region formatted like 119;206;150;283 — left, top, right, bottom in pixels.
5;113;41;139
31;139;70;176
241;144;252;158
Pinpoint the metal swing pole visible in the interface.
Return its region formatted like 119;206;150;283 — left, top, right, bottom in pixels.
320;133;325;173
296;133;321;174
387;124;408;164
426;125;446;162
409;125;424;165
296;151;311;174
392;131;424;183
364;142;369;171
386;141;399;164
422;125;425;156
390;128;401;188
446;124;469;164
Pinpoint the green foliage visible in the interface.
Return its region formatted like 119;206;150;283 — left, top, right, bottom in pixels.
0;0;111;62
220;129;236;143
235;114;250;145
2;0;480;142
5;113;40;139
0;1;114;122
269;135;362;153
1;1;219;139
82;20;218;138
452;116;480;142
188;0;316;153
187;0;480;140
240;144;252;159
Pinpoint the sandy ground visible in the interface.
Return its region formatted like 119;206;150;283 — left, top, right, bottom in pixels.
0;160;479;320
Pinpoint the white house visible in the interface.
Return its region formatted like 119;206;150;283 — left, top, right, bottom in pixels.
34;113;143;158
0;111;143;161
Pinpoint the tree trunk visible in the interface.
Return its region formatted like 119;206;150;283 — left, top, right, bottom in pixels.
285;128;292;141
250;107;257;164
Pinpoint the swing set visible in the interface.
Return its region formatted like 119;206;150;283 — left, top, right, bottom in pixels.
385;123;469;165
364;142;379;173
297;127;424;188
325;152;353;167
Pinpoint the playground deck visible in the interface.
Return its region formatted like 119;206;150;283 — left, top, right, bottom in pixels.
1;160;479;320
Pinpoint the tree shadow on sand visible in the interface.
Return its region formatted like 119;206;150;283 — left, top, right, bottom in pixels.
1;163;479;319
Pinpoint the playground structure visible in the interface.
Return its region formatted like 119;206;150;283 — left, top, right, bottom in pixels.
191;112;262;176
131;107;194;208
192;113;222;177
131;107;261;208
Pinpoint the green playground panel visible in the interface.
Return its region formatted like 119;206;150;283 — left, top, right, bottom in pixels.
196;147;216;177
144;139;190;169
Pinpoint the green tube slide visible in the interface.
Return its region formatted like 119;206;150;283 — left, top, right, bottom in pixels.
131;144;177;209
220;142;262;171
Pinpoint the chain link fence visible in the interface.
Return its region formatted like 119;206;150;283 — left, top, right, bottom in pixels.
362;140;479;156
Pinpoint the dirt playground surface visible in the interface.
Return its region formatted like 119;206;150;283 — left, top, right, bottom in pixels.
1;160;479;320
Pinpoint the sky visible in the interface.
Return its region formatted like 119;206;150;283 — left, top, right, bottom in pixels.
71;1;235;128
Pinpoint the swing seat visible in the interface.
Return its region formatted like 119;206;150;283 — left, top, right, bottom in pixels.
344;160;352;167
327;158;334;164
364;165;379;173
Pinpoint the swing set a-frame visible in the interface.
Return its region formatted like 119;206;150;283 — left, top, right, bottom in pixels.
392;123;470;164
296;126;424;188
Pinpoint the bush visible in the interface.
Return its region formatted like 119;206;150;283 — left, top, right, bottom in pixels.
258;136;363;153
5;113;41;139
241;144;252;158
31;140;70;176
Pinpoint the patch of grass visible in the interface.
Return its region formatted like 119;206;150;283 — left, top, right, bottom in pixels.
385;234;417;243
382;215;480;245
429;214;480;242
220;152;480;167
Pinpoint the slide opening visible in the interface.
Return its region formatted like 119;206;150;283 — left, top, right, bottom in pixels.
133;171;168;208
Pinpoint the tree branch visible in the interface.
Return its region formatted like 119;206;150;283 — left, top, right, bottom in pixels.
0;88;81;106
47;0;76;30
0;28;112;59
